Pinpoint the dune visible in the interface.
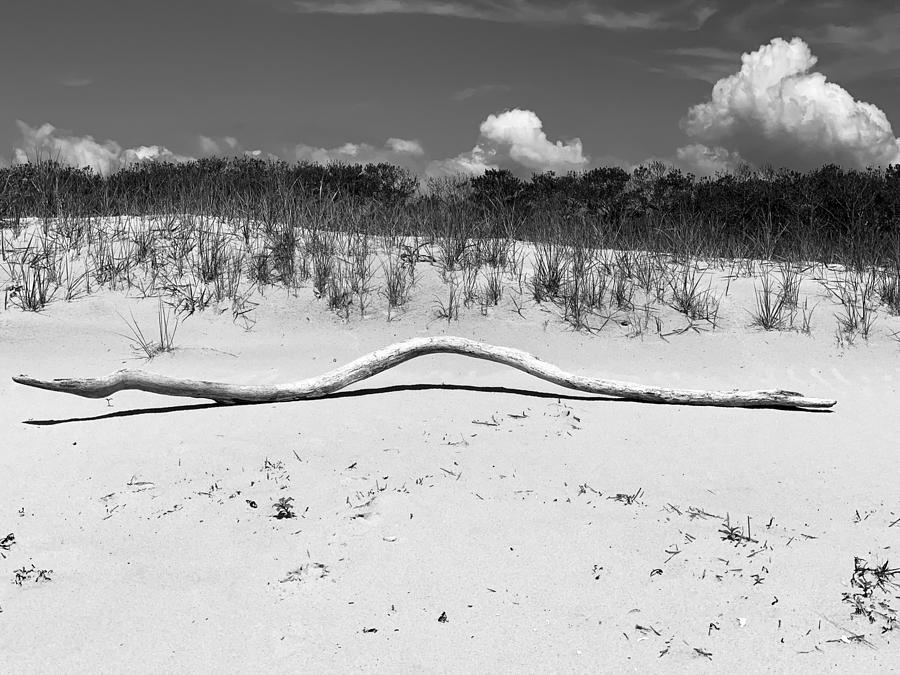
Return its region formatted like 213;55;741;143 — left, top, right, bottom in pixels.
2;216;899;673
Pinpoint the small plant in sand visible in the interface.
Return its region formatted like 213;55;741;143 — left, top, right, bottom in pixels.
478;268;503;310
626;304;663;340
610;266;635;311
162;277;215;316
2;250;58;311
273;496;296;519
825;270;878;343
0;532;15;558
530;240;566;302
750;272;789;330
665;262;720;327
229;288;259;331
12;563;52;585
878;267;900;315
779;263;803;305
262;457;291;486
350;248;377;317
310;247;334;300
433;281;460;323
117;297;180;359
382;253;415;320
280;562;329;583
263;457;285;472
325;267;354;319
794;298;816;335
842;557;899;633
718;514;758;545
460;265;479;308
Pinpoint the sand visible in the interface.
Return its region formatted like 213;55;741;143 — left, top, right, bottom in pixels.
2;253;900;673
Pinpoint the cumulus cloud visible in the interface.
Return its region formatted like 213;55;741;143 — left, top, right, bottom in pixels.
121;145;191;165
680;36;900;170
13;121;193;175
481;109;587;170
292;0;715;31
428;108;588;177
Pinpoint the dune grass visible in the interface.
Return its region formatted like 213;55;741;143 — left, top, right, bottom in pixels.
1;158;899;343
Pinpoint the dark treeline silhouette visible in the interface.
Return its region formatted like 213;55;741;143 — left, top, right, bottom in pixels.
2;157;898;267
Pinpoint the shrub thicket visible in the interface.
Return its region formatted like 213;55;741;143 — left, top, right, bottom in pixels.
2;158;898;268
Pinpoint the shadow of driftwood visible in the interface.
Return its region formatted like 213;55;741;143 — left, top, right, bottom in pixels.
21;381;831;426
21;383;610;425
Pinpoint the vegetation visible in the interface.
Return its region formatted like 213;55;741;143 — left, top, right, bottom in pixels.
1;157;899;341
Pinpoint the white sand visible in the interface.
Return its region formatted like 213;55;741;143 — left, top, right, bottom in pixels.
2;258;899;673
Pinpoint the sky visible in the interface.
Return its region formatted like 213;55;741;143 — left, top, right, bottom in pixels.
2;0;900;178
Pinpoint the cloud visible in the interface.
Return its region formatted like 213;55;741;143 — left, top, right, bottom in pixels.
13;121;193;175
386;137;424;155
427;108;588;177
680;37;900;170
814;16;900;56
197;135;280;160
703;5;900;83
674;143;744;176
668;47;734;60
59;75;94;88
10;116;584;181
199;135;240;155
291;137;425;169
479;109;588;171
242;149;282;161
583;2;715;30
729;3;900;57
10;111;593;183
427;144;497;178
652;46;740;84
450;84;511;102
121;145;191;165
292;0;715;30
802;10;900;81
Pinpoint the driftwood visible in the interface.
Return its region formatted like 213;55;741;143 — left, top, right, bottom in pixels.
12;336;836;409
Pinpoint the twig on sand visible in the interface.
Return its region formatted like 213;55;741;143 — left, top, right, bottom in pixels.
472;415;500;426
688;506;722;520
610;487;644;505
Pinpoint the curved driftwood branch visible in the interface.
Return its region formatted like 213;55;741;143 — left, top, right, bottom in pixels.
12;336;836;409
